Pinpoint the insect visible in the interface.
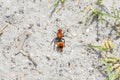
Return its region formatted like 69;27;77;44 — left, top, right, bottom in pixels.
51;29;65;52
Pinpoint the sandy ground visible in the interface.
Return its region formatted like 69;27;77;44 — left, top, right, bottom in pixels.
0;0;120;80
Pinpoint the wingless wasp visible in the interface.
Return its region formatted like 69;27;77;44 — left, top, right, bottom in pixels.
51;29;65;52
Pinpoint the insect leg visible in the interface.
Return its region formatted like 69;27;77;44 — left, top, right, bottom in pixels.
51;38;57;50
50;38;55;45
62;38;65;47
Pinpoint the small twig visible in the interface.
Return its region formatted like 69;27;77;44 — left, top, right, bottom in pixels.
28;54;37;67
0;21;11;36
20;50;37;67
15;31;26;48
56;7;63;13
14;31;31;54
49;1;59;18
34;68;43;74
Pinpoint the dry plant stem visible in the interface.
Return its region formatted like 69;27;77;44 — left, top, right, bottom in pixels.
15;31;37;67
15;31;32;53
56;7;63;13
34;68;43;74
96;21;100;41
19;50;42;74
20;50;37;67
0;22;11;36
14;31;27;54
49;2;59;18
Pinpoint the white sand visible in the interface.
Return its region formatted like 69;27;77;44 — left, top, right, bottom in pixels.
0;0;120;80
